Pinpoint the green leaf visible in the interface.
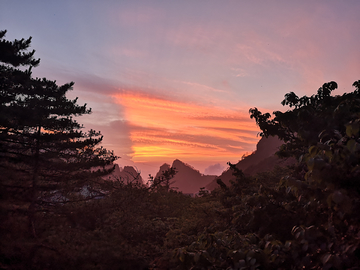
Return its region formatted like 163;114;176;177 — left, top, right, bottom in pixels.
346;120;360;137
346;124;353;137
347;139;357;153
324;150;333;160
309;146;318;157
307;158;315;170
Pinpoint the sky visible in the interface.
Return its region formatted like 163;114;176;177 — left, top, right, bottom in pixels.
1;1;359;178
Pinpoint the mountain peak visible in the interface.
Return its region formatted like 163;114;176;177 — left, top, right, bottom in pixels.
102;164;144;184
154;159;216;194
172;159;201;174
172;159;183;167
206;136;294;190
155;163;171;179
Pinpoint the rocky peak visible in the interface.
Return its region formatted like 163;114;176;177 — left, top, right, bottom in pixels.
206;136;294;190
154;159;216;194
155;163;171;179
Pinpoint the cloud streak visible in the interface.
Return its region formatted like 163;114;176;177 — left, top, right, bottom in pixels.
113;91;258;162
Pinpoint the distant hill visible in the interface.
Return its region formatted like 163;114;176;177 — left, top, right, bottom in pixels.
155;159;217;194
104;164;143;184
206;136;295;190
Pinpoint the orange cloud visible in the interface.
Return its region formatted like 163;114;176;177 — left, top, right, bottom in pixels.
113;91;259;162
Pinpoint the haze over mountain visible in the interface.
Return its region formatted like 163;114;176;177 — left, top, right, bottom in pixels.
204;163;226;175
155;159;217;194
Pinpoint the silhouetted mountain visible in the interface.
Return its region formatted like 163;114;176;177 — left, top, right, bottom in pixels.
206;136;295;190
155;163;171;179
155;159;217;194
104;164;143;184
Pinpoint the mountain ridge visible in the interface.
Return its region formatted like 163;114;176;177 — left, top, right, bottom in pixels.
206;136;295;190
155;159;217;194
104;164;144;184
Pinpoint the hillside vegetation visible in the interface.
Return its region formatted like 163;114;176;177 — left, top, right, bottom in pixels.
1;31;360;269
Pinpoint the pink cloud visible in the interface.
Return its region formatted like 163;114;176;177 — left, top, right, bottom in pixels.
204;163;225;176
112;91;259;163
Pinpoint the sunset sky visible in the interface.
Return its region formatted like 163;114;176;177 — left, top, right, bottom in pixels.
1;1;359;178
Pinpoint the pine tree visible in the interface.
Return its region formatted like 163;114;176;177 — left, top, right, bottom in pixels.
0;30;117;236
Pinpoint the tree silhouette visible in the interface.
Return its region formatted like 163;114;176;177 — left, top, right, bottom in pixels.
250;80;360;192
0;30;117;236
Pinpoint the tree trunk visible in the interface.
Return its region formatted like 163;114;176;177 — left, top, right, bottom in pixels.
28;125;41;238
